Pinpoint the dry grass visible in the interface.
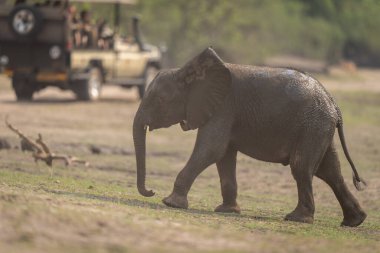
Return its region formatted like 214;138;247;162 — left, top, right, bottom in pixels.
0;70;379;253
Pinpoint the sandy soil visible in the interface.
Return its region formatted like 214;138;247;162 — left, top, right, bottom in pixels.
319;67;380;93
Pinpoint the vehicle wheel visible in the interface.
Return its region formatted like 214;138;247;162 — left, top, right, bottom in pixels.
12;74;35;101
73;67;102;101
138;65;159;99
8;5;43;40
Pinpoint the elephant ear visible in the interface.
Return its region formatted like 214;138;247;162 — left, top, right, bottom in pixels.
178;47;231;130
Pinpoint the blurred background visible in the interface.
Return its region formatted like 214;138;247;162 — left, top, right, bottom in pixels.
88;0;380;69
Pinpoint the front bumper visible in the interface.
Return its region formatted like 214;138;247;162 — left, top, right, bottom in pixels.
36;71;68;82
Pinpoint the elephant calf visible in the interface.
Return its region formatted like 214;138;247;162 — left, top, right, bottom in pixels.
133;47;367;227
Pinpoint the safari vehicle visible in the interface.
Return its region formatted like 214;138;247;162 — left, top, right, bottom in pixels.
0;0;162;101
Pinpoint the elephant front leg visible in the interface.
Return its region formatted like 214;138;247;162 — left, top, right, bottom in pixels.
162;154;225;210
162;142;230;210
163;114;233;210
214;146;240;213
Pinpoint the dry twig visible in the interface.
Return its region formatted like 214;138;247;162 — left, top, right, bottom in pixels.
5;117;89;167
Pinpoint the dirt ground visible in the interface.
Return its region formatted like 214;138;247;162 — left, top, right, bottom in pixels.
0;68;379;253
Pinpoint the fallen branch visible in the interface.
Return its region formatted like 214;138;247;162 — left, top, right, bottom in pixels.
5;117;89;167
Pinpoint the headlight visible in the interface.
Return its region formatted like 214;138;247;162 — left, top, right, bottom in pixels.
49;46;61;59
0;55;9;65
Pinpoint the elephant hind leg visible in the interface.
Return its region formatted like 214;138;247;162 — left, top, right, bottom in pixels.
315;143;366;227
285;163;315;224
286;124;333;224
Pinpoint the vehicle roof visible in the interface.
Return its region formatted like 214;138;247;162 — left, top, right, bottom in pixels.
71;0;136;4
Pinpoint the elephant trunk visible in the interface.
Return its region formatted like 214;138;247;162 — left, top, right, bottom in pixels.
133;108;155;197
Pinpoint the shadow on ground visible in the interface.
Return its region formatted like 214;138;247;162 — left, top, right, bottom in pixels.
41;188;277;222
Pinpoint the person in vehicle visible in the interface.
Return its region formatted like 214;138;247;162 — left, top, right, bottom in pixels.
52;0;61;7
68;4;81;47
79;10;94;48
15;0;26;5
97;18;114;49
43;0;51;6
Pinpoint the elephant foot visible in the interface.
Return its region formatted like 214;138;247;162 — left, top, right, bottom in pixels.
162;192;188;209
284;210;314;224
214;203;241;214
341;210;367;227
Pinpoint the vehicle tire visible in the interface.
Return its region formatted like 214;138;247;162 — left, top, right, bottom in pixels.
138;65;159;99
73;67;102;101
8;5;43;40
12;74;35;101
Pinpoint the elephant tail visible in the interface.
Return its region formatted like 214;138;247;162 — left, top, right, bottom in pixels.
337;121;367;191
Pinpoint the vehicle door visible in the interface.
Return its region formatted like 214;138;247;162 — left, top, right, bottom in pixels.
115;39;146;78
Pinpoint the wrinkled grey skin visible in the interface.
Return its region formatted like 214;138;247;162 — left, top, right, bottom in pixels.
133;47;367;227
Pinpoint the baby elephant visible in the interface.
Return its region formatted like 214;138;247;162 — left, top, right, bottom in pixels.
133;47;367;227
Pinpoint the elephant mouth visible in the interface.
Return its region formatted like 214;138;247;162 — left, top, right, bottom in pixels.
145;119;181;132
180;120;191;131
144;124;154;132
145;119;188;132
145;123;167;131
